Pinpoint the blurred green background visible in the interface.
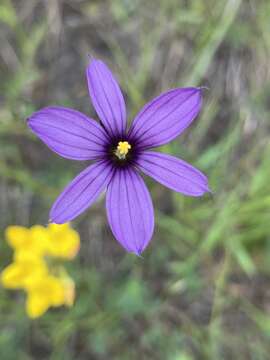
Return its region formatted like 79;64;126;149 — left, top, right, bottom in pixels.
1;0;270;359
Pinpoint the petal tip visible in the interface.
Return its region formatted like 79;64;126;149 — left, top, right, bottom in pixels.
27;116;37;134
87;57;103;69
199;183;212;196
207;185;214;195
49;217;66;225
26;116;34;127
87;53;95;61
133;250;144;258
195;183;211;196
49;209;64;225
190;86;203;99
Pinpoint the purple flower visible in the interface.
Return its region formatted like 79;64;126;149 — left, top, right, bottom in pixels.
28;59;210;255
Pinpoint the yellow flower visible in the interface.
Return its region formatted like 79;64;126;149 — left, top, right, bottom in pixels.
1;253;48;289
57;268;76;307
5;223;80;260
1;223;79;318
25;273;75;318
5;225;49;257
46;223;80;259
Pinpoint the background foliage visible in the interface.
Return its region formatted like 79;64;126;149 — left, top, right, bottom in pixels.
1;0;270;359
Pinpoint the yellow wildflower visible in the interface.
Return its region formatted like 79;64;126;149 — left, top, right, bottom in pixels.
56;268;76;307
1;223;79;318
46;223;80;259
25;274;74;319
5;223;80;260
1;253;47;289
5;225;49;257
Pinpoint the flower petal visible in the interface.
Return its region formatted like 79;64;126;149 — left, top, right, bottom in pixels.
50;161;114;223
26;293;50;318
47;223;80;259
28;106;108;160
128;88;202;148
106;168;154;255
86;59;127;138
136;151;209;196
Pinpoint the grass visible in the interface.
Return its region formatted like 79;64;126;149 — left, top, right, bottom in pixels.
1;0;270;359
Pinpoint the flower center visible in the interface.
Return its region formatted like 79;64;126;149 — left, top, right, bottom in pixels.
115;141;131;160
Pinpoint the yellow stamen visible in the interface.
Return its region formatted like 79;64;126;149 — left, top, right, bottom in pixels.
115;141;131;159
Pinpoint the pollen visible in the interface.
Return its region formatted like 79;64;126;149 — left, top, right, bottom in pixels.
115;141;131;159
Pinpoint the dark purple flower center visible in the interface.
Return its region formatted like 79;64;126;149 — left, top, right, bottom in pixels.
105;137;139;168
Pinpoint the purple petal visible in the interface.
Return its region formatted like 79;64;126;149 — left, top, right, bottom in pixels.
86;59;127;138
128;88;202;149
28;106;109;160
136;151;209;196
106;168;154;255
50;161;114;223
